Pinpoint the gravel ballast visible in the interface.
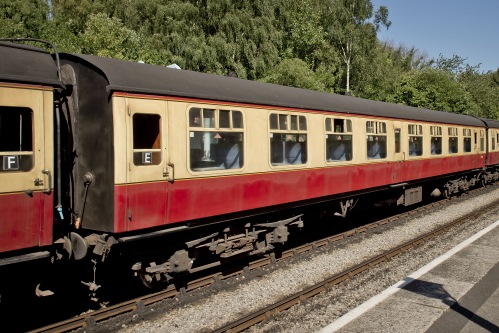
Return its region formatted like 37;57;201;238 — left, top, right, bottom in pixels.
114;186;499;333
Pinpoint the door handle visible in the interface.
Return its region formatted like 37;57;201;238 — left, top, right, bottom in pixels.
42;169;51;193
166;162;174;183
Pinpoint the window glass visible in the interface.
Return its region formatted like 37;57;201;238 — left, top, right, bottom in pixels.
133;113;161;165
299;116;307;130
279;114;287;130
463;129;472;153
448;127;458;154
203;109;215;128
325;118;332;132
480;130;485;152
0;106;33;172
366;121;387;159
326;117;353;161
395;128;401;153
367;135;386;159
408;124;423;156
189;108;202;127
269;113;278;130
189;108;244;171
430;126;442;155
290;115;298;130
219;110;230;128
270;113;307;165
232;111;243;128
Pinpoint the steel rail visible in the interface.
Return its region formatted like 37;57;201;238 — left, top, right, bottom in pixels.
29;185;495;333
212;195;499;333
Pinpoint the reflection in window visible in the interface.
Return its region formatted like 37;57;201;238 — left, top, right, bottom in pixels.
448;127;458;154
133;114;161;165
325;118;353;161
480;130;485;152
430;126;442;155
408;124;423;156
395;129;401;153
366;121;387;159
463;128;472;153
0;106;33;172
189;108;244;171
270;113;307;165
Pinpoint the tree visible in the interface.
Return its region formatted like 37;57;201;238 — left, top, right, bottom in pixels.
0;0;49;38
392;69;477;114
261;58;326;91
79;13;140;60
325;0;390;94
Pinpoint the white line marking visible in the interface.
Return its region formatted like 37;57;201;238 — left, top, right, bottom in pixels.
317;219;499;333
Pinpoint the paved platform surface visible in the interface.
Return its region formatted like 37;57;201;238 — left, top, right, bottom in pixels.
319;220;499;333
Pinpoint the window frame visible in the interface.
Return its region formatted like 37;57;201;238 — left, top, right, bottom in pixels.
269;112;308;166
430;125;442;155
0;106;34;173
462;128;472;153
408;124;423;157
188;107;245;172
325;117;353;162
448;127;459;154
366;120;387;160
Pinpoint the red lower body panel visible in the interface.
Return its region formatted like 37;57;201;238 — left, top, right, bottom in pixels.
115;154;485;233
0;191;53;253
488;151;499;166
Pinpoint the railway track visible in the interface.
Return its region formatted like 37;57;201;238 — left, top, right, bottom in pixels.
29;185;497;333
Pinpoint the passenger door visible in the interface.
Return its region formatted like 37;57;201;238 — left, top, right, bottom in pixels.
391;121;404;183
0;86;53;252
125;98;170;230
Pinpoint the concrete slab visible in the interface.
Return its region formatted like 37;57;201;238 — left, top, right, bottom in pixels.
318;221;499;333
336;298;442;333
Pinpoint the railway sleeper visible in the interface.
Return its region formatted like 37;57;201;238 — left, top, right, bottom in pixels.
132;215;304;287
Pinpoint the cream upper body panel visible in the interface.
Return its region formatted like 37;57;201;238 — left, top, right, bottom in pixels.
0;85;53;192
113;94;487;184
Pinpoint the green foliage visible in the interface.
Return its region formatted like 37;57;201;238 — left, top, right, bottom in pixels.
0;0;49;37
391;69;477;114
325;0;391;93
261;58;326;91
0;0;497;118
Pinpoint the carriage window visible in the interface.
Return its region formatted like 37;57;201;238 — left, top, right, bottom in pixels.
366;121;387;159
430;126;442;155
448;127;458;154
463;128;472;153
133;114;161;165
270;113;307;165
219;110;230;128
395;129;401;153
480;130;485;152
408;124;423;156
326;118;353;162
189;108;244;171
0;107;33;172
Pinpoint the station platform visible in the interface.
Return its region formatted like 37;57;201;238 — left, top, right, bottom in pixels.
319;220;499;333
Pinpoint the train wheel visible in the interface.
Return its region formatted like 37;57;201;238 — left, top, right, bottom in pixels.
138;272;155;289
443;187;450;199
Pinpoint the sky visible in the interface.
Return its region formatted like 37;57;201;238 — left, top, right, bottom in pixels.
371;0;498;73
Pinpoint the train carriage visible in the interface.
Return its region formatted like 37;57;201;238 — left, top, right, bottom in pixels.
0;40;498;294
483;118;499;166
55;53;492;285
0;42;60;257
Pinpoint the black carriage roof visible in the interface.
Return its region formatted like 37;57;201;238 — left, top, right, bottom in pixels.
0;42;62;87
62;53;484;127
481;118;499;129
